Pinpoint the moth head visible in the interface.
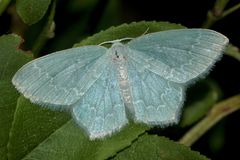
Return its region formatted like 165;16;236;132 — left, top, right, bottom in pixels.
110;42;128;61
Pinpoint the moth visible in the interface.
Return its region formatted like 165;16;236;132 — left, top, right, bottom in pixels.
12;29;228;139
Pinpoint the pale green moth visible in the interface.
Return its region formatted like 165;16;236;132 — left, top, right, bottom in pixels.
12;29;228;139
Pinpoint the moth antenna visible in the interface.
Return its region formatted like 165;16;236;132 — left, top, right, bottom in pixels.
141;27;150;36
98;38;133;46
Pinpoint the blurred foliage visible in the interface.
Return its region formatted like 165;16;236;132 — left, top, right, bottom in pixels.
0;0;240;160
16;0;51;25
180;79;222;127
0;34;32;160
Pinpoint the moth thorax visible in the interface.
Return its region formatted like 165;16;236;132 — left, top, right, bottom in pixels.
116;62;133;110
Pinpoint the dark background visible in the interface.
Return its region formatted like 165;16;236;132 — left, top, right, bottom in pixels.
1;0;240;159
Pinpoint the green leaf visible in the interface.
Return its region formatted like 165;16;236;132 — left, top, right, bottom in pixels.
74;21;185;47
16;0;52;25
0;0;11;15
180;79;222;127
113;134;209;160
0;34;32;81
7;97;70;160
20;121;147;160
0;82;19;160
0;34;32;160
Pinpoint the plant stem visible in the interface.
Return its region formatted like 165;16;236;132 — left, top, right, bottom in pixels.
202;0;240;28
225;44;240;62
179;94;240;146
32;0;56;57
0;0;11;15
222;2;240;18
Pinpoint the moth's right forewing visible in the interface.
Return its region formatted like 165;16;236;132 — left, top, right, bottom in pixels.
128;29;228;83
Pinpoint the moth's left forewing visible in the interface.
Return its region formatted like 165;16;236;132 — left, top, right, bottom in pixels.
127;29;229;84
